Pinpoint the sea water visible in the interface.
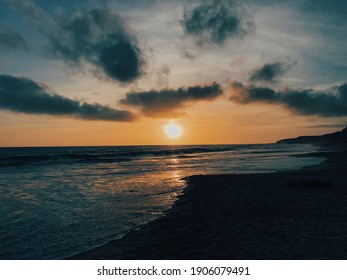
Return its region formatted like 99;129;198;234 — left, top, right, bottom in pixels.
0;144;325;259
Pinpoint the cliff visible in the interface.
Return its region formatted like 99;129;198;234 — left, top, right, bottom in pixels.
277;127;347;144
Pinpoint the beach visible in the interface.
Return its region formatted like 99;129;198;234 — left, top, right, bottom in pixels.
1;144;323;259
71;148;347;260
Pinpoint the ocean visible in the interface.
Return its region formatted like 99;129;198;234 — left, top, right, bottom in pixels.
0;144;325;259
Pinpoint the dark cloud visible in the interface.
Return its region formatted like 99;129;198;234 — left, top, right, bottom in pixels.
249;61;295;83
230;81;347;117
53;8;144;83
0;27;29;51
6;1;143;83
0;75;136;121
120;82;223;117
181;0;254;45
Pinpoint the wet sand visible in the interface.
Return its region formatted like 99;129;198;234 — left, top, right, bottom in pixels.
70;148;347;259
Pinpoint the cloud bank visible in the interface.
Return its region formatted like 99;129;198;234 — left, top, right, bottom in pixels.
120;82;223;117
230;81;347;117
0;75;135;121
249;61;295;83
182;0;253;45
6;0;143;83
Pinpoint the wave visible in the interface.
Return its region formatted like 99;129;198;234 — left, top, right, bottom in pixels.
0;145;238;168
0;154;133;168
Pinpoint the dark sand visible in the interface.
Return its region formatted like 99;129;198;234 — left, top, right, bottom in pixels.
70;148;347;260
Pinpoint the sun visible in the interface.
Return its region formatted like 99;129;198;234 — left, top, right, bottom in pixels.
164;122;183;139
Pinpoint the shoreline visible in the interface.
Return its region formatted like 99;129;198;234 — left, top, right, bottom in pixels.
70;147;347;260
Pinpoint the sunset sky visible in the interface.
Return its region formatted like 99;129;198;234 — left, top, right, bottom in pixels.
1;0;346;146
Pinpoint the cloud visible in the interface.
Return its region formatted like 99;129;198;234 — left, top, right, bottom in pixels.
182;49;196;60
155;64;170;88
299;0;347;20
306;124;347;129
181;0;254;45
0;75;136;121
120;82;223;117
5;0;143;83
249;61;296;83
229;81;347;117
0;27;29;51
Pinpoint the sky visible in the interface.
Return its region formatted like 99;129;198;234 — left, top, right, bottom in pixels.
0;0;346;146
